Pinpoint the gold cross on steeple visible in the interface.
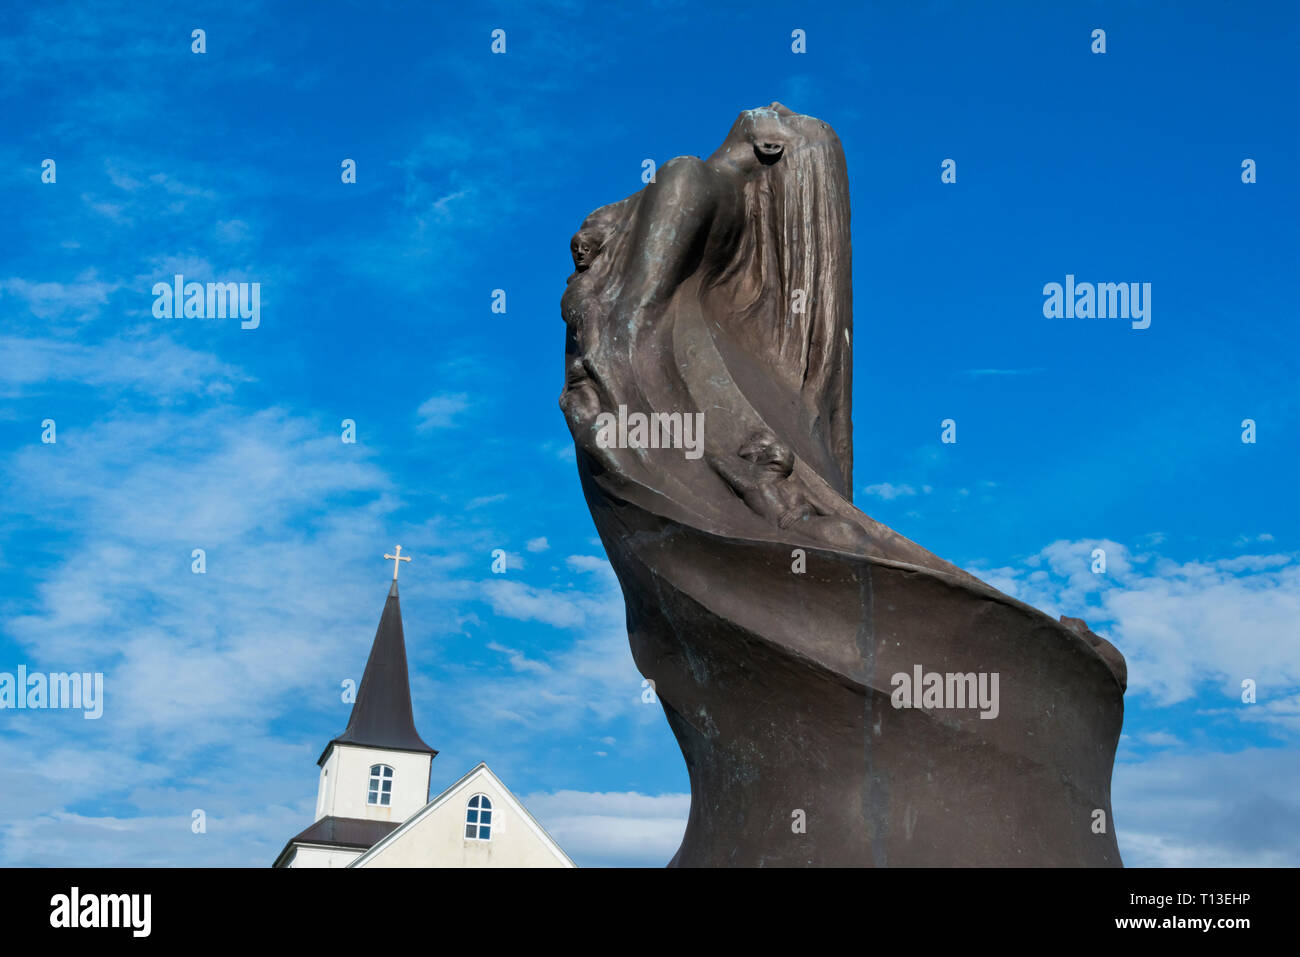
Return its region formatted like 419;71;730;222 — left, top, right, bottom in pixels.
384;545;411;581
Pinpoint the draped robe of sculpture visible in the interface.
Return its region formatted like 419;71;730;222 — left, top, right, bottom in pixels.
559;103;1127;867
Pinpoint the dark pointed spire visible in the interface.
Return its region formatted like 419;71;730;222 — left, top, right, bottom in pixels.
320;580;436;763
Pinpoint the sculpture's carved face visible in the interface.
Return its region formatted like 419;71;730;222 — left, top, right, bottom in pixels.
570;228;603;271
709;102;814;173
749;111;788;165
738;430;795;475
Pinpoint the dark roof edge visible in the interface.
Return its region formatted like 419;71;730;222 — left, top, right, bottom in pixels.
315;739;439;768
271;816;401;868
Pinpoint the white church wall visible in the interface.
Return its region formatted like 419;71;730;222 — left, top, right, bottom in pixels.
323;744;431;823
315;748;338;821
282;845;363;869
355;767;572;868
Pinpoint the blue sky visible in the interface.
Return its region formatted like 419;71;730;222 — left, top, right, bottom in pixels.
1;0;1297;866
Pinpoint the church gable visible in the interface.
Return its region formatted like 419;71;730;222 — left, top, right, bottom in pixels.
351;763;574;868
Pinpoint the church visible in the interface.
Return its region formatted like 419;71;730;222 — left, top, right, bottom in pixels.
273;548;575;868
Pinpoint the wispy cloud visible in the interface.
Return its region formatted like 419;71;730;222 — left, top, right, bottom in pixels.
966;539;1300;709
522;790;689;867
862;481;918;500
1115;748;1300;866
415;392;470;430
1;275;119;322
486;641;553;676
0;334;249;399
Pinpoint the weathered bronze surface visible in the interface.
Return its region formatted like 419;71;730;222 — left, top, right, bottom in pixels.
560;103;1126;867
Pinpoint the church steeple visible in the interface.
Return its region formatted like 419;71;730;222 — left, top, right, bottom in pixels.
276;546;577;868
277;549;438;865
318;566;436;765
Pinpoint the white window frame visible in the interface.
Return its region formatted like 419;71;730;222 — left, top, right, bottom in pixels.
367;764;394;807
464;793;493;841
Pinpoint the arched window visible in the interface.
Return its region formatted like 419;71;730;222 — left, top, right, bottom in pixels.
368;765;393;806
465;794;493;840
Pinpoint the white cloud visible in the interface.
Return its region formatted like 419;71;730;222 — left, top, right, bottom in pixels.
431;187;473;221
0;275;119;321
415;392;470;430
525;537;549;552
966;539;1300;709
0;334;248;399
436;567;649;733
147;171;215;199
2;407;396;739
1235;533;1275;546
862;482;916;500
1114;748;1300;866
522;790;689;867
480;580;589;629
215;219;251;244
1206;691;1300;732
566;554;613;578
486;641;553;676
1139;732;1182;748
